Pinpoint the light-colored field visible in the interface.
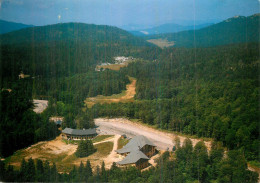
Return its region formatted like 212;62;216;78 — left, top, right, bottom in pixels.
5;135;118;172
85;77;136;108
147;38;175;48
33;99;48;113
96;63;128;71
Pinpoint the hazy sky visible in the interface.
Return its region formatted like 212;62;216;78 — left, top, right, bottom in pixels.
0;0;259;27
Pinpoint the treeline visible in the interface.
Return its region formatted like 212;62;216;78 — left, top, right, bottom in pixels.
149;140;258;183
33;69;130;130
91;43;259;161
1;140;258;182
33;69;130;103
0;79;59;157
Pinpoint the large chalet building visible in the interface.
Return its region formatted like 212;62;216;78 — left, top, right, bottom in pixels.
116;135;156;170
62;128;97;140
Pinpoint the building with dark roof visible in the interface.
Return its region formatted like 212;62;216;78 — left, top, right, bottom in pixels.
62;128;97;140
116;135;156;169
116;135;156;158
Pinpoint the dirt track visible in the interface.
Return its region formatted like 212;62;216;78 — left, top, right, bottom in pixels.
103;134;121;169
95;118;212;151
85;77;136;107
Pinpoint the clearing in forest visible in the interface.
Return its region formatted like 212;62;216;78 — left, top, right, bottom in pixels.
84;77;136;108
96;63;128;71
147;38;175;48
5;135;117;172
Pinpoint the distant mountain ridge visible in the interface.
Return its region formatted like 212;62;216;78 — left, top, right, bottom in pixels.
0;19;33;34
130;23;213;36
0;22;151;47
0;22;155;83
145;14;259;48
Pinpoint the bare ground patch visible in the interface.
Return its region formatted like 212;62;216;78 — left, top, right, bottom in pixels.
95;118;212;151
85;77;136;108
6;135;115;172
147;39;175;48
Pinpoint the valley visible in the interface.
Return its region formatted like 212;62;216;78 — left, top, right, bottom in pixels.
0;11;259;183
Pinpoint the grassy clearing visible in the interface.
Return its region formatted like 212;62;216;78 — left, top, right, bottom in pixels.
147;39;175;48
5;135;114;173
5;147;69;171
94;141;113;157
58;142;113;172
117;138;129;150
85;76;136;108
96;64;127;71
92;135;114;143
5;149;29;167
62;139;80;145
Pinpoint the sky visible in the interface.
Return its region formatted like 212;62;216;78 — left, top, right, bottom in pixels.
0;0;259;28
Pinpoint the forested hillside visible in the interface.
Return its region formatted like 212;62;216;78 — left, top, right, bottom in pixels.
0;23;151;46
0;79;59;157
0;16;259;182
0;22;160;158
0;23;158;84
91;43;260;161
0;19;33;34
145;14;259;47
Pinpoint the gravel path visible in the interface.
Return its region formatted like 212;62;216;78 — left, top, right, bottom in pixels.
103;134;121;169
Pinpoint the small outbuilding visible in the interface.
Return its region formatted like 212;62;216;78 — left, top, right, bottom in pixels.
62;128;97;140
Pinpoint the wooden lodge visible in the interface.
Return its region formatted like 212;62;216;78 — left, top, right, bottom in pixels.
62;128;97;140
116;135;156;170
117;150;149;170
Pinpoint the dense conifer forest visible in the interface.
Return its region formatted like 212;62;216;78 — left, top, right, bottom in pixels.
0;17;259;182
91;43;259;161
145;14;259;47
0;140;258;182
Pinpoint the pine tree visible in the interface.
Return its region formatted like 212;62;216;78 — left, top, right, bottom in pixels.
26;158;36;181
19;158;27;182
69;165;77;182
36;159;44;182
101;161;107;182
50;162;58;182
0;160;5;181
78;161;84;182
85;160;93;181
43;160;51;182
75;140;96;157
95;165;100;182
5;165;16;182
